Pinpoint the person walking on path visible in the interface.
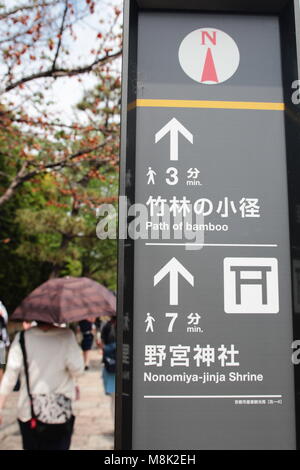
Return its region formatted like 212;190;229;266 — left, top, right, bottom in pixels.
79;318;95;371
99;316;116;420
0;323;84;450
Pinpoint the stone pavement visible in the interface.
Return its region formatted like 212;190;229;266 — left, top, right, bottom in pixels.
0;350;114;450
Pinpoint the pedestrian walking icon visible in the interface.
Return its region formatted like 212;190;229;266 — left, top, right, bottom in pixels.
224;258;279;314
178;28;240;84
145;312;155;332
147;167;157;185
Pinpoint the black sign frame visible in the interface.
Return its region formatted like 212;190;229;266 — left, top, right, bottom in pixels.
115;0;300;450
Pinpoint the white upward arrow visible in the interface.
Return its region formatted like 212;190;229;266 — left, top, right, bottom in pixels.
155;118;193;161
154;257;194;306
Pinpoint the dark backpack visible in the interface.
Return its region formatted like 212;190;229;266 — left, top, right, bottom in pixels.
103;342;116;373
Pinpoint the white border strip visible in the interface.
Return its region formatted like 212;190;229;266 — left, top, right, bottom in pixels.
145;243;278;247
144;395;282;399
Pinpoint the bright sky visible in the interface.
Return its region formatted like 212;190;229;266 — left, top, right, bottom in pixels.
50;0;122;123
49;0;122;123
1;0;122;125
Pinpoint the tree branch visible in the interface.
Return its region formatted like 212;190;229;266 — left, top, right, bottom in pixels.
30;140;110;173
3;50;122;93
52;0;68;71
0;1;60;20
0;161;28;207
0;112;119;135
0;137;115;208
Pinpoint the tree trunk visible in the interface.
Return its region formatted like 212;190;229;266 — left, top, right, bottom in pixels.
48;233;73;279
0;163;28;207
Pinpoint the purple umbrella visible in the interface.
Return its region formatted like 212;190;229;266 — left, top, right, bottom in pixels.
11;277;116;324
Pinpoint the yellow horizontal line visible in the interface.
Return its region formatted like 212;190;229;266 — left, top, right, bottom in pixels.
128;99;285;111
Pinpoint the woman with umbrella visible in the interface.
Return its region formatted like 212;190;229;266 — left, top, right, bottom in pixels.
0;277;116;451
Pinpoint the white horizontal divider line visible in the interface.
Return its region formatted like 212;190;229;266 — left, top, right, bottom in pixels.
144;395;282;399
145;243;278;247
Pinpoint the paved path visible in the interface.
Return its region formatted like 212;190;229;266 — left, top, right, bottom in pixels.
0;350;114;450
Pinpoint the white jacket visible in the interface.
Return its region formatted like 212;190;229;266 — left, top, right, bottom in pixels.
0;326;84;422
0;301;8;324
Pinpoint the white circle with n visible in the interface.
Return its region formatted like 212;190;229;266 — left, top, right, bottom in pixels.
178;28;240;85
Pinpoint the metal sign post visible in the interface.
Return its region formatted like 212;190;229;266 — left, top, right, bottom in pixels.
116;0;300;450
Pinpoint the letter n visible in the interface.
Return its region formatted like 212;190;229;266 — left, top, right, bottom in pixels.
201;31;217;46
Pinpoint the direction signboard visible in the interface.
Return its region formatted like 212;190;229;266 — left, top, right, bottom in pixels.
116;0;300;450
